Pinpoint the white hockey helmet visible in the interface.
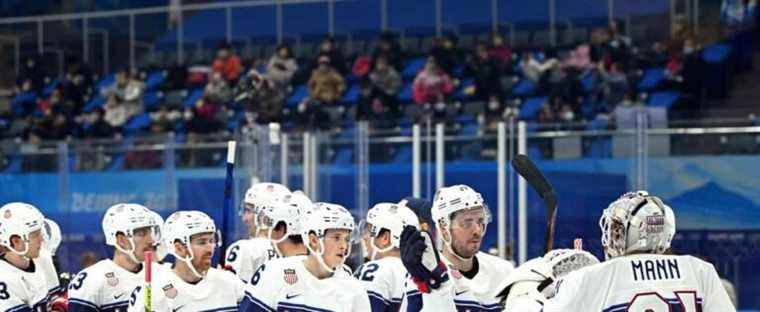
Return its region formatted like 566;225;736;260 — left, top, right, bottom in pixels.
432;185;492;260
0;202;45;257
163;210;219;278
42;218;62;255
148;211;168;262
102;203;160;264
242;182;291;212
301;202;355;273
259;191;312;256
363;202;420;260
599;191;676;260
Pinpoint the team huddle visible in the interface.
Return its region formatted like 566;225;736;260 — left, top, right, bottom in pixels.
0;182;736;311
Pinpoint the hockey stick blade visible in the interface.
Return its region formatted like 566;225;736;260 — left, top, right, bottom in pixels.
511;154;558;253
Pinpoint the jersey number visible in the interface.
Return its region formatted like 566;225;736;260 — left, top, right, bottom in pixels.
251;264;265;285
69;272;88;290
626;291;700;312
227;245;240;262
129;286;142;306
359;263;380;282
0;282;9;300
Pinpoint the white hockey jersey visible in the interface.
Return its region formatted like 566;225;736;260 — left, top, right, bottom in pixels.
225;237;277;283
126;265;246;312
37;249;62;297
534;254;736;312
355;257;408;312
67;259;144;312
0;254;60;312
401;252;514;312
239;256;371;311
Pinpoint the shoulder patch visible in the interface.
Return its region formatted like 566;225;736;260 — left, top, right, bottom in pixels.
283;268;298;285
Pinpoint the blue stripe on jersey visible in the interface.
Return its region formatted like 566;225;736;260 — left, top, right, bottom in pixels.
404;291;423;312
367;291;402;312
276;302;333;312
199;307;239;312
5;305;32;312
240;293;276;312
68;298;100;312
602;297;704;312
453;299;503;312
101;300;129;311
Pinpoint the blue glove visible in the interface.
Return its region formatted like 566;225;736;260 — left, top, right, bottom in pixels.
400;226;448;293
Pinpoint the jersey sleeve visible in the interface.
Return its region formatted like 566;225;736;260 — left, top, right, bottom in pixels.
220;270;249;305
399;274;456;312
699;261;736;312
542;270;585;312
239;263;279;312
67;269;103;312
350;281;372;312
0;276;33;312
224;240;251;281
357;262;396;312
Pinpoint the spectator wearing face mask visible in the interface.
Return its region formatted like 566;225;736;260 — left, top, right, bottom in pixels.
267;44;298;89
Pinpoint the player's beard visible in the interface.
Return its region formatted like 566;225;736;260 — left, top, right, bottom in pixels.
453;236;481;259
194;252;213;272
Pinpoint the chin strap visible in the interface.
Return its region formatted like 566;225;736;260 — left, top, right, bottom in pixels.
115;236;141;264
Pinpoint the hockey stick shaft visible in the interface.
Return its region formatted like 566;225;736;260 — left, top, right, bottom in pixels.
218;141;236;266
511;154;558;253
144;251;153;312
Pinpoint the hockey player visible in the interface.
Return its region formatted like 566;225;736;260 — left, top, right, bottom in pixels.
501;191;737;312
67;203;161;312
355;202;419;312
255;191;312;261
0;202;60;311
400;184;514;311
239;202;371;311
127;210;247;311
224;182;290;282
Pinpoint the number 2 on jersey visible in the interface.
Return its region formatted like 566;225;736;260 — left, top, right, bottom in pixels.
627;291;700;312
359;263;379;281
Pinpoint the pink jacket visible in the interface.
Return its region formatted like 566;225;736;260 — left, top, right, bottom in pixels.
412;69;454;104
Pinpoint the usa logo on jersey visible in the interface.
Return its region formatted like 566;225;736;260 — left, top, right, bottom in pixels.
284;269;298;284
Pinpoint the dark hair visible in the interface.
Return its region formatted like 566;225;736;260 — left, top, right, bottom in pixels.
274;221;304;244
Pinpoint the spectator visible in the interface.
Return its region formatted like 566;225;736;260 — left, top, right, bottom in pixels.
316;37;348;75
34;111;71;141
430;35;462;74
356;80;395;129
368;56;402;116
83;108;116;139
412;56;454;105
149;106;180;133
246;71;285;124
103;94;128;129
487;32;512;68
372;32;404;70
17;56;45;93
212;43;243;83
204;72;233;105
521;52;557;83
266;44;298;88
598;62;629;106
466;43;502;102
308;56;346;105
62;58;94;114
102;69;144;122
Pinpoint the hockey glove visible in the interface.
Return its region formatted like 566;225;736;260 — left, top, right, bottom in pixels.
400;226;449;293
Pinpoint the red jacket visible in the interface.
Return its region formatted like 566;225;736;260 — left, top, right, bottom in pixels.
212;55;243;82
412;69;454;104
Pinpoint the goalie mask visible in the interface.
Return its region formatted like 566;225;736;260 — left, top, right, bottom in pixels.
301;202;355;274
360;202;419;261
102;203;161;264
599;191;676;260
0;202;45;258
164;210;220;279
432;185;492;261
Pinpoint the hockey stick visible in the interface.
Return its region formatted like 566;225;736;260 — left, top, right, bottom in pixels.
218;141;236;266
144;251;153;312
511;154;557;253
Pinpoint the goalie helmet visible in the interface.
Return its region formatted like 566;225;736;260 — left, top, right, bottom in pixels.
258;191;312;256
362;202;419;260
599;191;676;260
42;218;62;255
163;210;219;278
0;202;45;257
102;203;160;264
301;202;355;273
